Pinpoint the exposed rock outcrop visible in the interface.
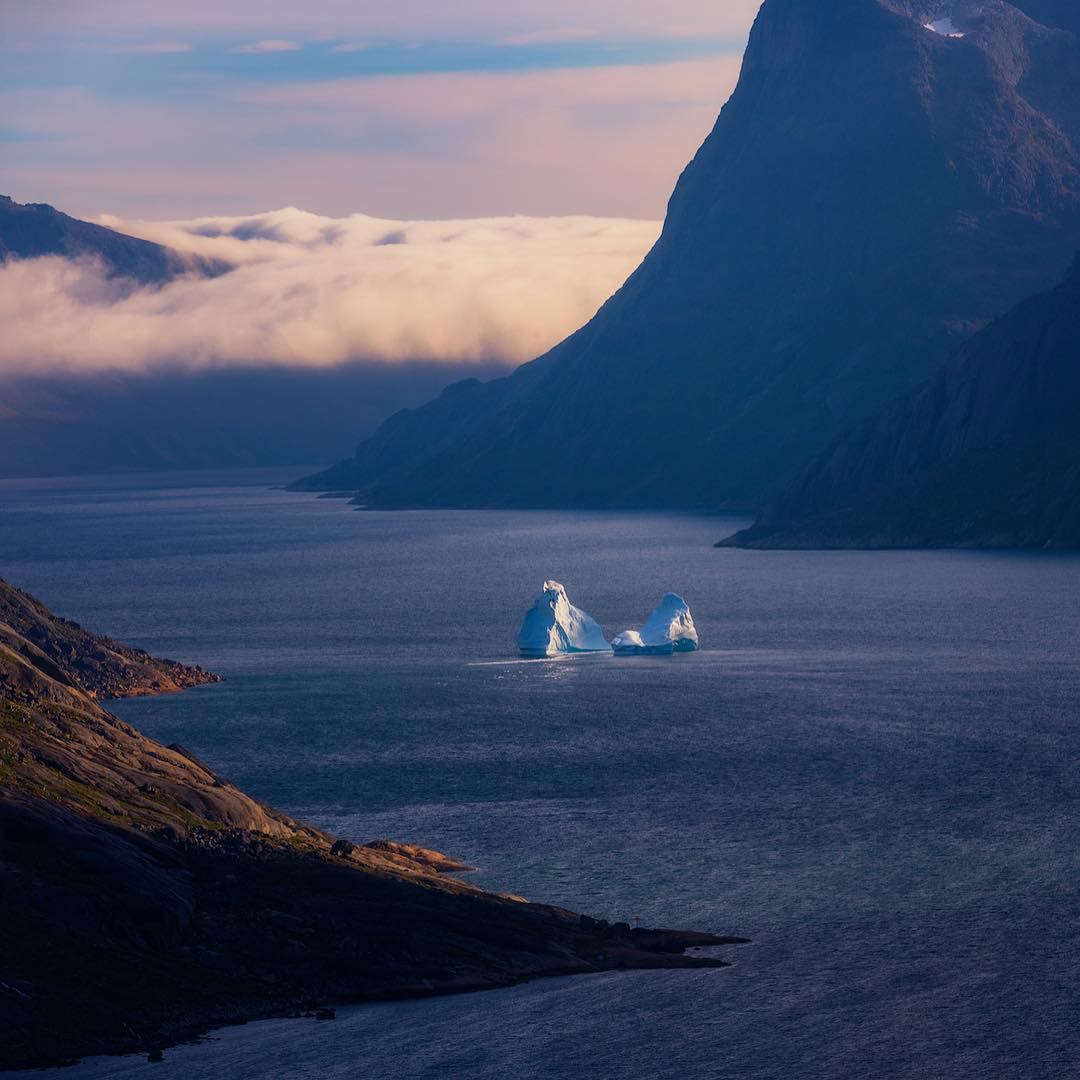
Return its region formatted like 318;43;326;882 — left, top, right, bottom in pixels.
0;577;220;698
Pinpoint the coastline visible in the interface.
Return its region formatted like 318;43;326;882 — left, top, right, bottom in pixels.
0;576;747;1069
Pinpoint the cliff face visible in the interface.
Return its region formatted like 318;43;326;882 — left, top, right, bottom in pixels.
295;0;1080;509
0;580;742;1068
721;257;1080;549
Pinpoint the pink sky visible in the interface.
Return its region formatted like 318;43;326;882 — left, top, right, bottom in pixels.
0;2;758;220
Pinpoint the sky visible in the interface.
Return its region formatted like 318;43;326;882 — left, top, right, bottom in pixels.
0;2;759;378
0;0;758;220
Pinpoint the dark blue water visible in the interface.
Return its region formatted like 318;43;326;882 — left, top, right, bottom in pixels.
3;468;1079;1080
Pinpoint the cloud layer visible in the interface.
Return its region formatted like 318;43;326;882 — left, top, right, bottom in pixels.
0;208;661;375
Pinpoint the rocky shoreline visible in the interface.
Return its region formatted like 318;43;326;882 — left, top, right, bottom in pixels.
0;578;220;699
0;578;747;1069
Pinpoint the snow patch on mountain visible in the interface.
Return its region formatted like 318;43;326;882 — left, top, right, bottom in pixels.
923;17;965;38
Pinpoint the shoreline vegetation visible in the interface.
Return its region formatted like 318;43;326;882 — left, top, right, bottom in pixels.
0;577;747;1070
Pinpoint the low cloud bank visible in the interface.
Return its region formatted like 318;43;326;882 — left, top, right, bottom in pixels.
0;208;660;375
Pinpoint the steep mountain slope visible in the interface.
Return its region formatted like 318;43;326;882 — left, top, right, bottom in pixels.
0;195;222;283
0;580;742;1067
720;257;1080;549
296;0;1080;509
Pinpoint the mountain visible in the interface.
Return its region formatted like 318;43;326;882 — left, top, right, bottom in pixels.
0;195;224;283
295;0;1080;509
1013;0;1080;33
720;256;1080;549
0;361;510;479
0;578;743;1067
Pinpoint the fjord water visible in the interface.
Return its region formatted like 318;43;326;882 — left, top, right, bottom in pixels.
3;469;1079;1080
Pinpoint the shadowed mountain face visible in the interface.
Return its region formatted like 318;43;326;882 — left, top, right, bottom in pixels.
0;195;223;283
295;0;1080;509
721;257;1080;549
0;361;511;479
1012;0;1080;33
0;579;742;1068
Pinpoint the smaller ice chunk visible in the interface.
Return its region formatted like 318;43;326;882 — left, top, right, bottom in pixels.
923;17;965;37
640;593;699;653
518;581;612;657
611;630;646;655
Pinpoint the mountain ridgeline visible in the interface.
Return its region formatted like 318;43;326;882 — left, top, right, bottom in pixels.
721;256;1080;549
295;0;1080;510
0;195;224;283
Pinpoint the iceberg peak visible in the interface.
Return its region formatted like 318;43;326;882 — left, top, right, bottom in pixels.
517;581;612;657
612;593;699;655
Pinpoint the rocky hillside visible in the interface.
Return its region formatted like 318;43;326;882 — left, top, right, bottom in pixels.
721;257;1080;549
295;0;1080;509
0;577;220;698
0;580;744;1068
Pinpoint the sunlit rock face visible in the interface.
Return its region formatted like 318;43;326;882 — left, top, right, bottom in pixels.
517;581;612;656
612;594;699;655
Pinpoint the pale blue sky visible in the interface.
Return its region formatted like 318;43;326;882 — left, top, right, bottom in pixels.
0;1;759;219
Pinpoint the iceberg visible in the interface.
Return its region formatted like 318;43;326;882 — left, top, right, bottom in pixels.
517;581;613;657
612;593;699;655
611;630;646;654
642;593;699;652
